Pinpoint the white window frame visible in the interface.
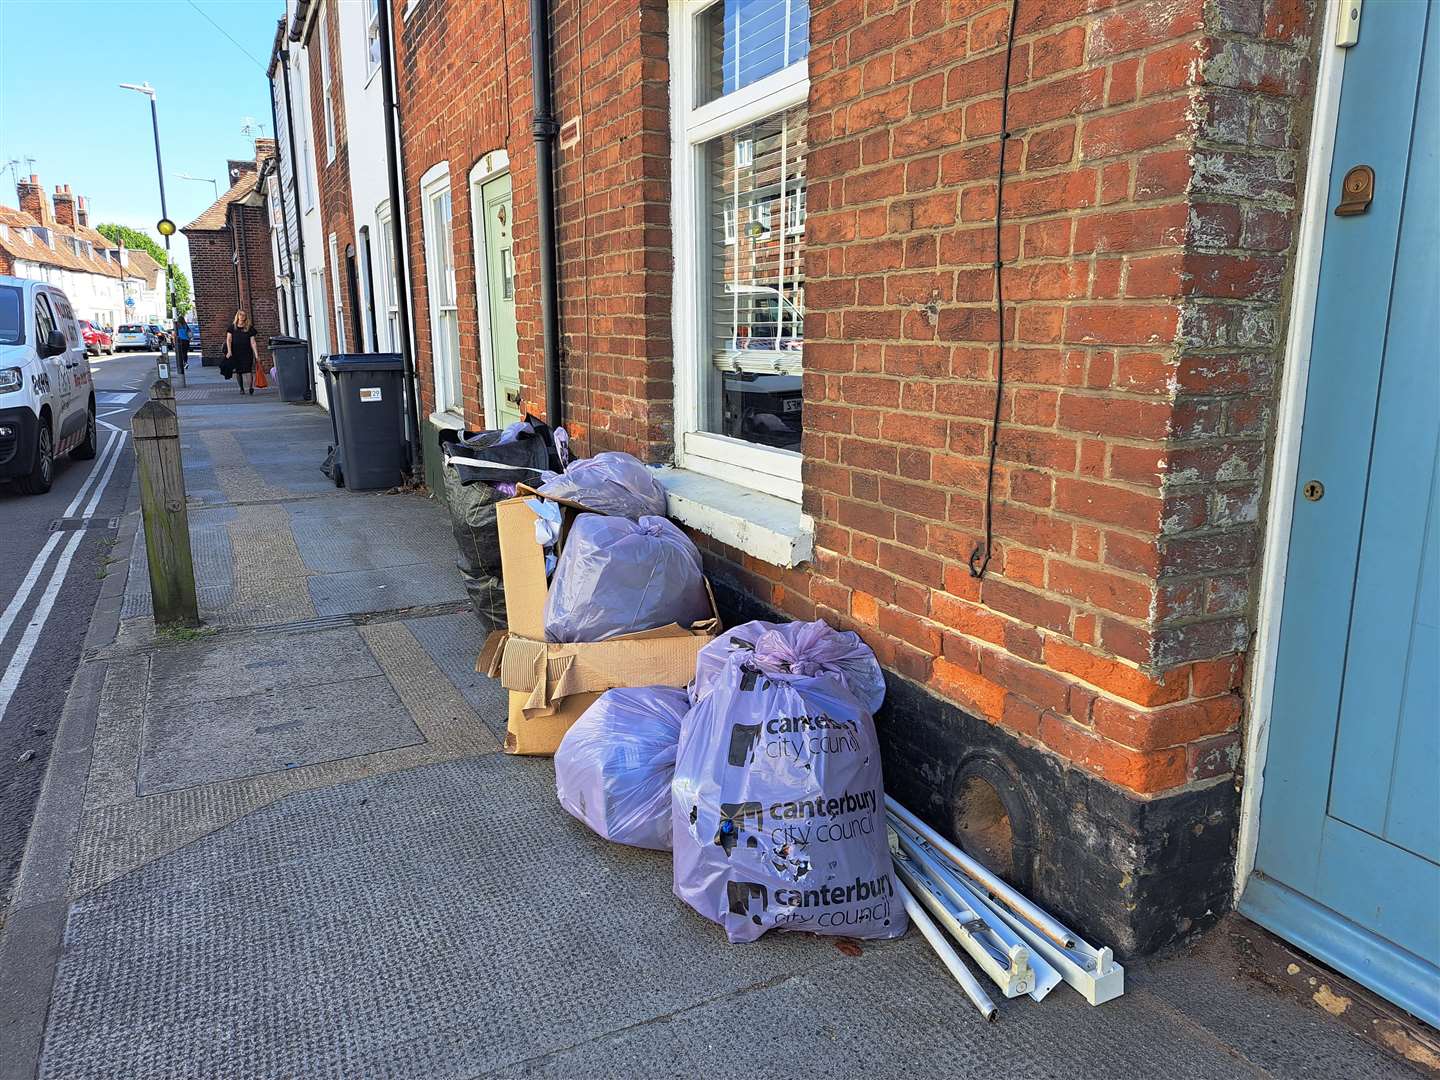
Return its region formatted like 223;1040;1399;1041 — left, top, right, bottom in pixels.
319;5;336;164
297;52;317;211
365;0;383;82
310;265;329;359
669;0;809;503
420;162;462;417
468;149;511;431
375;200;399;352
328;233;346;353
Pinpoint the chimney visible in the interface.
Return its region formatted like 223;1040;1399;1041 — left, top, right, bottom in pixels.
254;137;277;163
226;159;256;186
76;195;89;228
16;173;51;227
53;184;76;228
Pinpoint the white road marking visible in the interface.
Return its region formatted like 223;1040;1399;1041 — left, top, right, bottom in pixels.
95;391;136;406
0;530;85;723
0;533;61;650
97;416;122;430
61;430;120;518
80;432;127;519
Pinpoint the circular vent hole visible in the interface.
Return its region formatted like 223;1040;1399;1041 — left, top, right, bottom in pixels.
953;775;1015;881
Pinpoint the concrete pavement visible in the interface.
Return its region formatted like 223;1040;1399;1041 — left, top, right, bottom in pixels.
0;363;1426;1079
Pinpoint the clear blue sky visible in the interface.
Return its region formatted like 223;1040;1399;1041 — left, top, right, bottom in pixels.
0;0;283;281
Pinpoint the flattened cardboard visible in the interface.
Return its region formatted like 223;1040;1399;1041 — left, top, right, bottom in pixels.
485;621;715;713
484;494;721;755
504;690;599;756
496;497;549;638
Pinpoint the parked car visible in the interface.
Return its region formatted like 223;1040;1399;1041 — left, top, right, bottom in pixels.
717;284;803;450
0;276;98;494
147;322;170;349
78;319;113;356
115;323;153;351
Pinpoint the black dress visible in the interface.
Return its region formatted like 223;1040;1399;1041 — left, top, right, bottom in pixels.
227;324;256;374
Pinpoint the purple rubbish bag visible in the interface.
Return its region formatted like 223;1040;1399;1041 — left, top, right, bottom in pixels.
691;619;886;714
535;451;667;520
671;638;905;944
555;686;688;850
544;513;711;642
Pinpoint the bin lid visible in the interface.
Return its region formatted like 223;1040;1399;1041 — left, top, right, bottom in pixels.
269;335;307;346
319;352;404;373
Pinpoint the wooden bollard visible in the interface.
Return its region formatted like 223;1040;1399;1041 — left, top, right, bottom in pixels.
132;395;199;628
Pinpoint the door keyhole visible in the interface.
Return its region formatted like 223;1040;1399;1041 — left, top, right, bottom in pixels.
1303;480;1325;502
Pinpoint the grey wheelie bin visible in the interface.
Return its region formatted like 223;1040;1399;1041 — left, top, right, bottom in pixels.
268;335;312;402
319;353;407;491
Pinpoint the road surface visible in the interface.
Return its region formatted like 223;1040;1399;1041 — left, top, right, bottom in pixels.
0;349;161;908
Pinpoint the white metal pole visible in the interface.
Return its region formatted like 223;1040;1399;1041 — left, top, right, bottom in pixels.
892;874;997;1021
887;796;1076;949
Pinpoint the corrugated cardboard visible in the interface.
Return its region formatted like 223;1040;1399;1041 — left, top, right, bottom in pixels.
481;495;721;755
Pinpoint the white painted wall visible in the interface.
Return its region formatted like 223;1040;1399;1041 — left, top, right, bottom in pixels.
14;259;129;330
286;0;330;407
337;0;393;354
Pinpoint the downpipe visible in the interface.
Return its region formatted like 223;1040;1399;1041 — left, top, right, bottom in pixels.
530;0;562;428
377;0;423;474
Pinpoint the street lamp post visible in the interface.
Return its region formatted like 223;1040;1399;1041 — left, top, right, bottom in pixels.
177;172;219;202
121;81;183;383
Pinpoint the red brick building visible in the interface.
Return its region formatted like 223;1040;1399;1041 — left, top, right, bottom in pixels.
181;142;282;366
276;0;1440;1012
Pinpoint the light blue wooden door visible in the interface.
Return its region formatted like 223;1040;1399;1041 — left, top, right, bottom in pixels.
1242;1;1439;1026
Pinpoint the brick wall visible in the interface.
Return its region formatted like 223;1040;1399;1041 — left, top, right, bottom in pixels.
186;199;280;366
307;0;360;353
395;0;534;423
393;0;671;456
383;0;1317;802
188;232;242;363
233;202;281;365
550;0;673;457
363;0;1325;951
696;0;1319;799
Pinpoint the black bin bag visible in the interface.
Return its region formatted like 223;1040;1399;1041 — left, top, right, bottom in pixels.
438;418;561;630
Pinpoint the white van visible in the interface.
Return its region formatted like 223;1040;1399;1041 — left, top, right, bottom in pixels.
0;276;97;495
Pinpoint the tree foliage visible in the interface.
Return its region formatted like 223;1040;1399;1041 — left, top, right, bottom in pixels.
96;223;193;317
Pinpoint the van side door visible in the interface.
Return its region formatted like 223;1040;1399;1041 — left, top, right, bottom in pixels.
51;292;89;448
32;292;73;445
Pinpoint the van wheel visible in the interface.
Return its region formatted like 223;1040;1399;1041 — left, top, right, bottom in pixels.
17;420;54;495
72;403;98;460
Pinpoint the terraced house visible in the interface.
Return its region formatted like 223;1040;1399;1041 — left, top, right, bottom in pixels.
268;0;1439;1024
0;177;160;328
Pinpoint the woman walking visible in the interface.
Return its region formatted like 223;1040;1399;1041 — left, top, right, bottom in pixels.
225;310;258;394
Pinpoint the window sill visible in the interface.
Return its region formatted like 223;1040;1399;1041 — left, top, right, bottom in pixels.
427;408;467;432
656;467;814;569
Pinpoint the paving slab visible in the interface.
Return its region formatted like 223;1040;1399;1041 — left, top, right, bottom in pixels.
146;625;383;708
137;675;421;795
36;754;1422;1080
287;495;460;573
403;612;507;742
308;564;467;617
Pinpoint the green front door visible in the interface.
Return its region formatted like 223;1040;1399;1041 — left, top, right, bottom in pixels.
481;173;522;428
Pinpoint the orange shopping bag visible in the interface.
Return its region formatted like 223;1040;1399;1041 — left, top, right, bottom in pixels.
253;361;269;390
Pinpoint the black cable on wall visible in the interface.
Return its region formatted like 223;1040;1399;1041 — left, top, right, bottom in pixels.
970;0;1021;580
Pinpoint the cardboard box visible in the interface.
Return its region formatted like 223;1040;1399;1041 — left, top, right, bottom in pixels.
479;496;720;755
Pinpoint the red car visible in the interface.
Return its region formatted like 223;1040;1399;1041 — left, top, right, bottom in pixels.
79;320;114;356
